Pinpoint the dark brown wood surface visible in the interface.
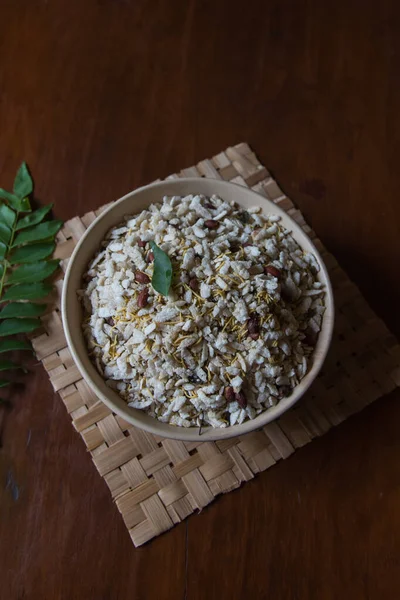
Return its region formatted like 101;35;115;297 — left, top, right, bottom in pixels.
1;1;400;599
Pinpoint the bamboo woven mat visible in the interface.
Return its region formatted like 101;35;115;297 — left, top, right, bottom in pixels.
31;143;400;547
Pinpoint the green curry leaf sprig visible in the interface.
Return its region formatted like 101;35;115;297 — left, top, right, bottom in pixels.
0;162;62;395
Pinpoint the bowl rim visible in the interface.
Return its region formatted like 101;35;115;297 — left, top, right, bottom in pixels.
62;178;334;441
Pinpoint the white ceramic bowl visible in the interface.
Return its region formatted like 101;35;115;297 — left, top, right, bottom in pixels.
62;178;334;441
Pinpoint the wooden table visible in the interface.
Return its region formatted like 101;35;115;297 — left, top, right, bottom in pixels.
1;1;400;598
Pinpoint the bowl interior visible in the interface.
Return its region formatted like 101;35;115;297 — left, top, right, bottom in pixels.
62;178;334;442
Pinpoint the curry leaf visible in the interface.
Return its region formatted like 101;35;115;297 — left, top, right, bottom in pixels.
0;339;32;353
0;360;25;372
6;260;59;286
13;162;33;200
19;197;32;212
0;204;16;228
238;211;251;224
16;204;53;230
0;242;6;261
0;189;20;209
0;302;46;319
9;242;56;264
1;282;53;302
0;380;11;388
12;220;63;247
0;222;11;245
0;318;41;337
149;241;172;296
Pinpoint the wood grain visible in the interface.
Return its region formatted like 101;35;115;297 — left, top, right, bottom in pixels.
1;1;400;599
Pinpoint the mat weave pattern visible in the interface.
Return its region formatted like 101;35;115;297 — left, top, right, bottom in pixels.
31;143;400;547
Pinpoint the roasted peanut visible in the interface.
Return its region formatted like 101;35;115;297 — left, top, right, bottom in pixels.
137;288;149;308
135;271;150;284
